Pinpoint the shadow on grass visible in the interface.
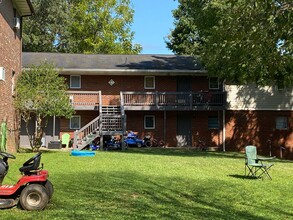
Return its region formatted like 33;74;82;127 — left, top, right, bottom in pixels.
228;174;259;180
118;147;245;159
46;170;288;220
115;148;293;164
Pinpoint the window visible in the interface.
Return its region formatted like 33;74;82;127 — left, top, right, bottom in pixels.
70;115;81;129
208;116;219;129
0;67;5;81
70;75;81;89
144;115;155;129
144;76;155;89
209;77;219;90
276;117;288;130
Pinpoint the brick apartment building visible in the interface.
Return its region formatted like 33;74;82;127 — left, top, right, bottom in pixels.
0;0;33;152
21;52;293;159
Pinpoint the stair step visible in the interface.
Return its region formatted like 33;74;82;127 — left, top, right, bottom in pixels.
101;106;121;114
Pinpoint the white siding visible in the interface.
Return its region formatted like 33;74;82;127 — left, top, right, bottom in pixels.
225;84;293;110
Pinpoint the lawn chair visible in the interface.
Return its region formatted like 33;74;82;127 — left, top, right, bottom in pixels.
61;133;70;148
245;145;275;180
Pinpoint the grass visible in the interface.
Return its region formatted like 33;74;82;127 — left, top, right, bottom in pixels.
1;148;293;220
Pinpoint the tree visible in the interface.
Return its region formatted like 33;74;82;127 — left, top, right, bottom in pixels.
15;62;74;151
23;0;142;54
22;0;71;52
167;0;293;86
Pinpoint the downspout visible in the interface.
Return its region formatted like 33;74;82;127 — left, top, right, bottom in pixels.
52;115;56;141
223;110;226;152
222;80;226;152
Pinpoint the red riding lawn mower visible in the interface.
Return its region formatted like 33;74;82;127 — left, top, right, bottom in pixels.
0;151;53;210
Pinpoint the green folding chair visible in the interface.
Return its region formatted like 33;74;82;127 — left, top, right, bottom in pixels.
245;145;275;180
61;133;71;148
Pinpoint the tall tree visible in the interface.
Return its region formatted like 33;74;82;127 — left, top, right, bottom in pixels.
167;0;293;86
22;0;71;52
23;0;142;54
15;62;74;151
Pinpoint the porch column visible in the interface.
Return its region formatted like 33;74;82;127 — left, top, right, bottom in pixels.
52;115;56;141
222;110;226;152
163;111;166;145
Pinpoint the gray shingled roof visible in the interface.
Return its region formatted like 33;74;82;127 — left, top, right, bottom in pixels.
22;52;204;72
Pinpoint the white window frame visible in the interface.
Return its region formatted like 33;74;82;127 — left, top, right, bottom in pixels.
276;117;288;130
209;77;219;90
70;115;81;130
70;75;81;89
0;67;6;81
144;115;155;129
144;76;155;89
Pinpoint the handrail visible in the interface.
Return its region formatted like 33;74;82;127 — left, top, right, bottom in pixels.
67;91;100;94
73;116;100;149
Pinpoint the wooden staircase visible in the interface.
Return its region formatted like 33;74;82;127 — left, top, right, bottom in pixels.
73;105;125;150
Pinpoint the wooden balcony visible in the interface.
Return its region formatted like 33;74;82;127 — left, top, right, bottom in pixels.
121;91;226;111
67;91;226;111
68;91;101;110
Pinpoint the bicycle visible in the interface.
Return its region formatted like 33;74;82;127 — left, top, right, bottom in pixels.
194;135;207;151
143;135;165;148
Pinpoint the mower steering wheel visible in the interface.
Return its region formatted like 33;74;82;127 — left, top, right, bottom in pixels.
23;152;42;166
0;151;16;159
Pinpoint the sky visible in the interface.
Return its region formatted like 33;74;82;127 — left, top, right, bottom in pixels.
131;0;178;54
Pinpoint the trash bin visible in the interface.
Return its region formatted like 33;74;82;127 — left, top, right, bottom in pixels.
48;141;61;149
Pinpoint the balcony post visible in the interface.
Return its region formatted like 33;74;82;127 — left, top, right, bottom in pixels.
73;130;78;150
189;92;192;110
155;91;159;110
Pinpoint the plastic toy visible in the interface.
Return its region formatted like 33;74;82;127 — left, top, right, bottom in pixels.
124;135;144;148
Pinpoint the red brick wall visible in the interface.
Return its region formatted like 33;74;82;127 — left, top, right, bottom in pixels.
192;111;222;148
61;74;221;147
225;110;293;159
0;1;22;152
65;75;210;93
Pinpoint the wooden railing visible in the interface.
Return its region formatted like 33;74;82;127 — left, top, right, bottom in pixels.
67;91;101;109
101;115;124;132
121;91;226;110
67;91;226;110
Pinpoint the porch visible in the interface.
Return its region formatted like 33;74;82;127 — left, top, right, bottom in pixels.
68;91;227;111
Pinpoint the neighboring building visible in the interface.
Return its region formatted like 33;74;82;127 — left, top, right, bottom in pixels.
0;0;33;152
21;52;293;159
225;83;293;159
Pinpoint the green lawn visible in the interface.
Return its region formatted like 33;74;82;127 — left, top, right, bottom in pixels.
2;148;293;220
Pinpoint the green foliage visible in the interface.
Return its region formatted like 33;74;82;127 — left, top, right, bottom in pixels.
167;0;293;86
23;0;142;54
15;62;74;151
3;149;293;219
22;0;71;52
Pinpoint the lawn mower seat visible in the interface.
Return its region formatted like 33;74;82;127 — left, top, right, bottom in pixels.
19;152;42;173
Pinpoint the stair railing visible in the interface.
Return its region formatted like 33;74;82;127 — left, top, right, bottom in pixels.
73;116;100;149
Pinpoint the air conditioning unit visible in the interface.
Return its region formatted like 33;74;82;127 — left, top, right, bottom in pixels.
14;17;20;30
0;67;5;81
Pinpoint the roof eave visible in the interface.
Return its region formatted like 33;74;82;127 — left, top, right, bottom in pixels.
13;0;34;17
22;68;208;76
60;68;207;76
